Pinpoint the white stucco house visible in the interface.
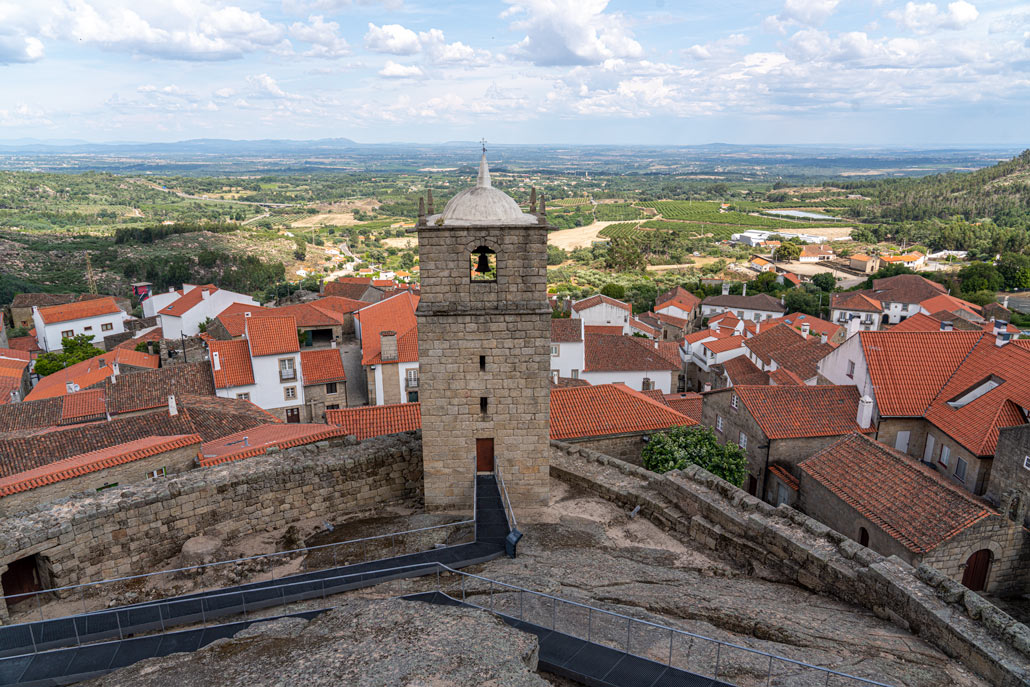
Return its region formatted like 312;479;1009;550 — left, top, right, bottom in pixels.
571;294;632;335
158;284;258;338
32;297;131;352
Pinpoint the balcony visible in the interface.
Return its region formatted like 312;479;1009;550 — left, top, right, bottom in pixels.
279;369;296;383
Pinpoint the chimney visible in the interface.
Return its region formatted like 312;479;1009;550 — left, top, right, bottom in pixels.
111;361;120;377
856;395;874;429
66;380;76;394
996;331;1011;348
703;383;712;392
201;289;210;300
741;283;747;297
1003;296;1010;309
331;340;337;349
168;395;178;416
168;286;175;293
994;320;1008;337
721;282;730;296
212;351;221;371
800;323;810;339
244;311;252;318
380;331;398;362
820;332;827;344
711;321;720;333
940;320;953;332
846;314;861;339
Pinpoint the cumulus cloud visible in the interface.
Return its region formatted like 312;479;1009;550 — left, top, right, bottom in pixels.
685;34;748;60
888;1;979;33
289;16;349;58
378;60;423;78
503;0;642;66
0;33;44;64
364;23;421;55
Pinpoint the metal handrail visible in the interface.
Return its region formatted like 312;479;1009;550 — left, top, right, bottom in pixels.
434;564;893;687
0;517;473;606
494;462;517;531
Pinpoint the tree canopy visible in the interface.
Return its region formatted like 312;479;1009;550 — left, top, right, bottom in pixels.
33;335;105;377
642;425;749;487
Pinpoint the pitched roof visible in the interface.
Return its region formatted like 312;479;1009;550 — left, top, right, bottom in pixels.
720;356;769;386
157;284;219;317
572;294;632;313
219;299;358;337
859;331;982;417
24;348;160;402
652;311;688;329
701;293;785;313
323;279;377;301
800;244;834;258
36;297;121;325
768;367;805;386
768;464;799;491
6;336;40;354
355;292;419;365
246;316;300;357
799;433;995;553
769;340;835;381
629;317;659;338
751;256;771;266
61;389;107;424
551;383;696;440
760;313;842;342
214;303;271;336
0;434;202;499
727;385;874;440
919;293;981;320
11;292;78;309
0;348;32;363
113;327;164;350
656;286;700;311
301;348;347;385
744;323;805;365
702;335;746;354
584;334;680;372
780;272;801;286
684;327;734;345
584;325;624;336
209;339;255;388
550;318;583;343
889;312;950;333
327;402;422;440
831;292;882;313
198;423;348;466
880;253;924;263
664;392;703;420
869;274;944;304
104;362;217;415
551;376;592;389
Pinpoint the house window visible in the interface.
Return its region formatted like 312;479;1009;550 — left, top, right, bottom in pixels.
955;457;967;482
738;432;747;450
1024;455;1030;471
939;445;950;467
83;326;92;332
284;386;297;400
101;323;113;332
146;467;167;480
716;415;723;433
326;404;340;411
846;360;855;378
551;344;559;356
408;391;419;402
571;369;579;379
479;355;486;371
480;396;488;414
236;393;250;401
730;394;739;410
406;368;418;388
642;378;654;391
326;382;338;395
279;357;296;382
61;330;73;338
470;246;497;282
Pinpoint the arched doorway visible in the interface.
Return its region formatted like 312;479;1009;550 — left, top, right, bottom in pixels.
961;549;993;592
858;527;869;547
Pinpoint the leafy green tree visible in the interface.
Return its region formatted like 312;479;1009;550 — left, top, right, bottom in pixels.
5;326;29;339
750;271;780;293
774;243;801;261
600;283;626;299
605;237;646;272
997;253;1030;290
642;425;749;488
811;272;837;293
33;335;104;377
547;245;568;266
784;289;820;317
957;262;1003;294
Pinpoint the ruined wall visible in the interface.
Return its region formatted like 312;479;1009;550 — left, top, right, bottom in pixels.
0;432;423;621
564;433;647;465
550;441;1030;687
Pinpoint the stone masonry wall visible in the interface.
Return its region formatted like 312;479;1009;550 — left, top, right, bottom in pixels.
0;432;423;622
550;440;1030;687
565;433;647;465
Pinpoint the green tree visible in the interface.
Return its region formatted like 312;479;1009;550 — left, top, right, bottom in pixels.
605;237;646;272
546;245;567;266
642;425;749;488
33;335;104;377
784;289;820;317
750;271;779;294
957;262;1004;294
996;253;1030;290
811;272;837;293
774;243;801;261
600;283;626;299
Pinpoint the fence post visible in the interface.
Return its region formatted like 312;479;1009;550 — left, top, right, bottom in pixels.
80;587;87;616
461;576;465;602
116;610;124;640
714;644;721;681
766;655;773;686
626;617;631;654
587;608;592;642
668;630;673;666
35;593;42;623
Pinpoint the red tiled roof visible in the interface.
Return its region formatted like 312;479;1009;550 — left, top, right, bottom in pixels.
551;376;592;389
860;331;982;417
800;244;834;258
314;296;367;314
760;313;842;341
0;434;202;498
869;274;944;304
703;335;746;354
919;293;981;319
572;294;632;313
198;423;348;466
584;325;623;336
355;292;420;365
551;319;583;343
767;464;799;490
727;385;875;440
664;392;702;420
209;339;255;388
25;348;160;402
6;337;40;354
247;316;300;357
701;293;785;313
1013;339;1030;351
327;402;422;440
324;279;376;301
104;363;218;415
114;327;164;350
768;367;805;385
61;389;106;423
215;303;270;336
721;356;769;386
799;433;995;553
684;328;733;345
780;272;801;286
551;383;696;440
656;286;700;312
653;311;688;329
629;318;659;338
743;323;804;365
0;348;31;363
157;284;219;316
889;313;947;333
301;348;347;385
831;292;882;313
36;297;121;325
770;340;835;381
584;334;680;372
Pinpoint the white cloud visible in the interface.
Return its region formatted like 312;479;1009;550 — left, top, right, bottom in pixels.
503;0;643;66
780;0;840;25
248;73;289;97
0;34;44;64
378;60;423;78
0;103;50;127
289;16;349;58
685;34;748;60
888;1;979;34
364;23;421;55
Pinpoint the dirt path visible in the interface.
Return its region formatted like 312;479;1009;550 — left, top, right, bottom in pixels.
548;221;620;251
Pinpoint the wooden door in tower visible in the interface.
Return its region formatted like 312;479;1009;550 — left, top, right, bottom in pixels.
961;549;992;591
476;438;494;472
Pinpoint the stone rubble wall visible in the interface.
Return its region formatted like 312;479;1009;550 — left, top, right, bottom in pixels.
550;440;1030;687
0;432;423;621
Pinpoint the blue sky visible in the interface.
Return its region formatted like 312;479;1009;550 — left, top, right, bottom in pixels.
0;0;1028;145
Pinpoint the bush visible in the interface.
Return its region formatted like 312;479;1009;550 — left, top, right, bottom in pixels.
34;335;104;377
642;425;749;488
600;283;626;299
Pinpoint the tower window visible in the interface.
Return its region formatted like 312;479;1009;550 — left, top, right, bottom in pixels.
480;396;488;414
479;355;486;371
470;246;496;282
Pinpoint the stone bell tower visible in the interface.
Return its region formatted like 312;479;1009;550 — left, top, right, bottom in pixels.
414;148;551;510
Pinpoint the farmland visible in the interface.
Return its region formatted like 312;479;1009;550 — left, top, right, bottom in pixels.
640;201;844;229
598;222;644;239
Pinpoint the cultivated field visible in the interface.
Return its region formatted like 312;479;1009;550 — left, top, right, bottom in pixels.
548;221;622;250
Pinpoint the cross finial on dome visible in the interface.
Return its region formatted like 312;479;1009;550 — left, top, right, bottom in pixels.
480;137;487;153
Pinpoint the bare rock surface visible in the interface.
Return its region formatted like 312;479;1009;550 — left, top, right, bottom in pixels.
84;598;547;687
178;535;224;570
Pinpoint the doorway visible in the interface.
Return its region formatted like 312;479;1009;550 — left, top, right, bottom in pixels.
1;556;43;607
476;438;494;472
961;549;993;592
747;475;758;496
286;408;300;423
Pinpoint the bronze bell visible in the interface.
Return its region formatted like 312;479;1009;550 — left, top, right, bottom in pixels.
473;251;492;274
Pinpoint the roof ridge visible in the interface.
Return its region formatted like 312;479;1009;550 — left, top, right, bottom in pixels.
921;332;987;414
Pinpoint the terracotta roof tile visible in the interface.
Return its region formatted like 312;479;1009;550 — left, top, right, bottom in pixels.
0;434;202;499
653;311;688;329
800;244;834;258
629;318;659;338
701;293;785;313
246;316;300;357
869;274;945;304
114;327;163;350
703;335;746;354
551;319;583;343
572;294;632;313
301;348;347;385
720;356;769;386
24;348;160;402
11;293;78;309
355;292;420;365
760;313;842;342
769;340;835;381
684;328;733;345
919;293;981;319
323;279;376;301
780;272;801;286
767;464;799;490
104;362;217;414
889;313;948;332
6;337;40;354
61;389;106;423
198;423;348;466
664;392;702;420
584;325;624;336
327;402;422;440
209;340;255;388
656;286;700;311
584;334;680;372
726;385;875;440
799;433;995;553
743;323;805;365
36;297;121;324
157;284;219;316
0;348;31;363
768;367;805;385
831;292;882;313
550;383;696;440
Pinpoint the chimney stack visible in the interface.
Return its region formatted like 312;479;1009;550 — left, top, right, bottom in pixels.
820;332;827;345
168;286;175;294
940;320;953;332
741;283;747;297
380;331;398;362
856;395;874;429
168;395;178;416
1003;296;1010;309
331;340;337;349
996;331;1012;348
703;383;712;392
66;380;75;394
721;282;730;296
801;323;810;339
201;289;210;300
846;314;861;339
994;320;1008;337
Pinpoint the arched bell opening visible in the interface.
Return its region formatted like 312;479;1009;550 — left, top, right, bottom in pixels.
470;245;497;282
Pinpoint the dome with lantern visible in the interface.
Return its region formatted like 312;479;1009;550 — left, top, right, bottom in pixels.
426;152;539;226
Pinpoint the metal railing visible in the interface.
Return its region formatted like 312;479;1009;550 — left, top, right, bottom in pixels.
0;517;474;624
494;462;517;532
435;565;893;687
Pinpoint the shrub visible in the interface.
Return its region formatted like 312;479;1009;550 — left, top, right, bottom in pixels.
642;425;749;488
